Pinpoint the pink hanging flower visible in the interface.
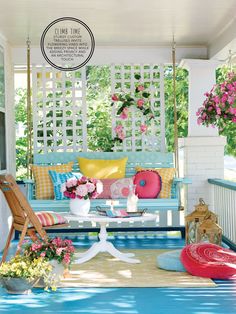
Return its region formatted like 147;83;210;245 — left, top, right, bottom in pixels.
197;71;236;128
137;85;144;91
112;94;119;101
137;99;144;108
120;107;129;120
115;124;123;133
140;124;148;133
118;131;125;140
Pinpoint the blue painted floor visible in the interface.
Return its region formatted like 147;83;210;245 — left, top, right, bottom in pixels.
1;234;236;314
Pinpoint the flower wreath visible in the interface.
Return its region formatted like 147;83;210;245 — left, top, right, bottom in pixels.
111;74;154;142
197;71;236;128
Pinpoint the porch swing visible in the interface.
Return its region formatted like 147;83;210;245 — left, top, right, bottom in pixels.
23;40;190;235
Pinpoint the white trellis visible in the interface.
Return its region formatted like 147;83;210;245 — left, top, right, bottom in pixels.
32;65;87;153
32;64;165;153
111;64;165;152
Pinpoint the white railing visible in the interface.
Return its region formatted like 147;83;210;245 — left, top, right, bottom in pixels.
208;179;236;244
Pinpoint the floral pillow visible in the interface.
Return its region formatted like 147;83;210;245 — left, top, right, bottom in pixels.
110;178;133;199
97;179;117;199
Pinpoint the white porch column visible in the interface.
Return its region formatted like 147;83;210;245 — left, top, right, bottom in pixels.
179;59;226;212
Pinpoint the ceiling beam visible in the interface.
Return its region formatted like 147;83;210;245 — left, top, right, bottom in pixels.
208;19;236;60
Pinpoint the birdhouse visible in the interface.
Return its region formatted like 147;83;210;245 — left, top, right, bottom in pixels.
196;213;222;245
185;198;217;244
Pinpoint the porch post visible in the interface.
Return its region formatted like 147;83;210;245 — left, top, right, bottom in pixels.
179;59;226;212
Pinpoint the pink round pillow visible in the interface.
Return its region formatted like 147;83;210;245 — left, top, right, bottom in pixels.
133;170;162;198
181;243;236;279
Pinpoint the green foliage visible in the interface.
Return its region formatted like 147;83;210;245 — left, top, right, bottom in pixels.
15;88;28;178
216;65;236;157
164;67;189;152
86;66;113;151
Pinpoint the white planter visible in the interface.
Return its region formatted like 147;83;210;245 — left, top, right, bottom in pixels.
70;198;91;216
50;259;65;282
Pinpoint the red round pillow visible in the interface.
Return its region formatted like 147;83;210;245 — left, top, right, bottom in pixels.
133;170;162;198
181;243;236;279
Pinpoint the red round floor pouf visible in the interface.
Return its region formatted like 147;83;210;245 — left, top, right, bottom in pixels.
181;243;236;279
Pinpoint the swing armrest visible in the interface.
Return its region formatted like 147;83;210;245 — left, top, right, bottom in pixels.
173;177;192;185
23;179;35;200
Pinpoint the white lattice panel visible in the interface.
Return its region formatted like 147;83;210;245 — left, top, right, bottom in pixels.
32;65;87;153
111;64;165;152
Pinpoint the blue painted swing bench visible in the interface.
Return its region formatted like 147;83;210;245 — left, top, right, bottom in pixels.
24;151;191;236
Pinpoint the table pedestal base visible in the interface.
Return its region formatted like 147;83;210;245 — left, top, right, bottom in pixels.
75;222;140;264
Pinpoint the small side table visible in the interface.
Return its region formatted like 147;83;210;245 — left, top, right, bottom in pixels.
64;213;157;264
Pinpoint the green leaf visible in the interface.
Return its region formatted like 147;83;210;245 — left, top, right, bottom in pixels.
134;74;141;80
142;92;150;98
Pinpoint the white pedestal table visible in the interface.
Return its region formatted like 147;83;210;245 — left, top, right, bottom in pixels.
64;213;157;264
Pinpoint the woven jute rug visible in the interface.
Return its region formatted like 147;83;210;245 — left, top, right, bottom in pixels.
58;249;216;288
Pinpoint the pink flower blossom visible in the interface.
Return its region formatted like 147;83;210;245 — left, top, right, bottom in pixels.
66;178;78;188
197;117;203;125
137;85;144;91
63;253;71;265
115;124;123;133
31;243;42;251
140;124;148;133
137;99;144;108
75;185;88;197
91;191;99;199
86;182;95;193
40;252;46;257
232;117;236;123
120;107;129;120
56;248;64;256
118;131;125;140
112;94;119;101
229;107;236;115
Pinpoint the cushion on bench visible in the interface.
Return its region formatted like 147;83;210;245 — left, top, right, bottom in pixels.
78;157;128;179
31;162;74;199
134;170;162;198
136;167;176;198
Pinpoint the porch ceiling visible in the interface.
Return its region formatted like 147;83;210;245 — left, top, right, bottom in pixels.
0;0;236;59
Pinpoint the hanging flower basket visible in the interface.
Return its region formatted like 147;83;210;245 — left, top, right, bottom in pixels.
196;72;236;129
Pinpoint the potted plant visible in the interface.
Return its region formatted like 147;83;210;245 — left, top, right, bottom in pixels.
0;255;53;294
61;176;103;216
23;237;75;280
197;71;236;129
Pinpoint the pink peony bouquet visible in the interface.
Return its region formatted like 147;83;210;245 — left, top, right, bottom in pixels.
23;237;75;266
61;176;103;200
197;72;236;128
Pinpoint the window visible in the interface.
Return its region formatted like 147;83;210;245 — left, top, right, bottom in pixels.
0;45;6;171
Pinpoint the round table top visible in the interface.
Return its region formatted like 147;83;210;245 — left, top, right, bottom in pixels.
64;212;157;223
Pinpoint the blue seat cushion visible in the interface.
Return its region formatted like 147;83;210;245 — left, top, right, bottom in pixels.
157;249;186;272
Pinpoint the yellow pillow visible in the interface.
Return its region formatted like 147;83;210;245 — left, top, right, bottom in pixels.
78;157;128;179
31;162;74;199
136;167;176;198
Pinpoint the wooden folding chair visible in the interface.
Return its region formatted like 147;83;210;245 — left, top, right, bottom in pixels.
0;174;69;264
